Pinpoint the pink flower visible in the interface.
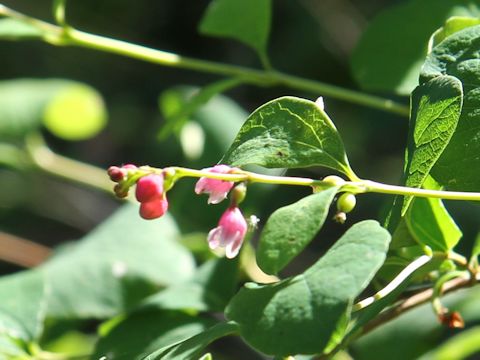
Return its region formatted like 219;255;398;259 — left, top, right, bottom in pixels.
195;165;235;204
208;206;247;259
139;197;169;220
135;174;168;220
136;174;164;203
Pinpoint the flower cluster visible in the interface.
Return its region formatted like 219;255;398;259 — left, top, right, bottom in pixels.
108;164;249;258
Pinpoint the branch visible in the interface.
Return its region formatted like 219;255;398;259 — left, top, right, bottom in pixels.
361;272;480;336
0;4;409;116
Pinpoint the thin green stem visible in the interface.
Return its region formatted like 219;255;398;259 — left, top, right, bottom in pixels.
353;255;432;311
25;133;113;194
0;4;409;116
141;166;480;202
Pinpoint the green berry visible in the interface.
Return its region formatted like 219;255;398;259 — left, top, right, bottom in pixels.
337;193;356;213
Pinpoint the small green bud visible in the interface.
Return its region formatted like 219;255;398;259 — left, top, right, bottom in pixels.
337;193;356;213
231;182;247;205
322;175;346;187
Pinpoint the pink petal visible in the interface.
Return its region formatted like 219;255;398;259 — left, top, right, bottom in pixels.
207;227;222;249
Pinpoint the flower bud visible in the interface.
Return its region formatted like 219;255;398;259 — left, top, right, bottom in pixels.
139;197;169;220
135;174;164;203
108;166;126;182
113;183;129;198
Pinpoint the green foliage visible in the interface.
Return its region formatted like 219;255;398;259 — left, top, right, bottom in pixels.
429;16;480;50
0;204;195;357
256;186;338;275
406;197;462;252
94;311;215;360
143;322;239;359
199;0;271;62
422;24;480;191
351;0;480;95
402;75;463;212
0;271;46;341
0;79;107;141
226;221;390;356
43;204;194;319
139;258;238;313
420;326;480;360
221;97;355;177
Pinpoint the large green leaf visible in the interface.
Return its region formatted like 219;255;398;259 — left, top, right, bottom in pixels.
94;311;214;360
422;25;480;191
226;220;390;356
402;75;463;213
43;204;195;319
257;186;338;275
0;79;107;140
144;322;239;360
139;258;238;313
199;0;271;60
351;0;480;95
221;97;355;177
0;271;46;341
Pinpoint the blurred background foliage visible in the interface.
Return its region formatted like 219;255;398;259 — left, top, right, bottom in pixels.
1;0;480;359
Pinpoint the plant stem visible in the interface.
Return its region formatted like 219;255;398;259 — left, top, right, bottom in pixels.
361;272;480;336
0;4;409;116
25;134;113;194
149;166;480;202
353;255;432;311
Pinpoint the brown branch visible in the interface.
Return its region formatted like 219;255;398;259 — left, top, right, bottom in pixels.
0;231;51;267
361;272;480;336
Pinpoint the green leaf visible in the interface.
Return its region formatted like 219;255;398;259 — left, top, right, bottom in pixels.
226;220;390;356
405;197;462;252
402;75;463;213
199;0;271;61
419;326;480;360
351;0;480;95
0;18;43;40
139;258;239;313
0;79;107;141
43;204;195;319
257;186;338;275
144;322;239;360
94;311;214;360
221;96;355;177
422;25;480;191
0;271;46;341
429;16;480;50
471;232;480;259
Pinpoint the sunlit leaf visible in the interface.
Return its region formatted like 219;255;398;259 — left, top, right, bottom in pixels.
221;96;355;177
226;221;390;356
402;75;462;212
422;25;480;191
